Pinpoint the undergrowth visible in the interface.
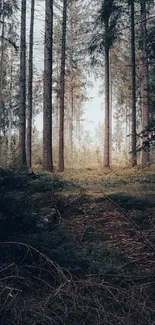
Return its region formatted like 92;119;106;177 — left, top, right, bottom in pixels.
0;168;155;324
59;166;155;197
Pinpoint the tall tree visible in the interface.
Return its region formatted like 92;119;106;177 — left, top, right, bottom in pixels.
8;48;14;165
52;0;88;167
89;0;122;167
67;0;74;158
43;0;53;172
0;0;5;164
27;0;35;168
104;8;110;168
140;0;149;165
65;0;87;161
130;0;137;167
19;0;27;166
59;0;68;171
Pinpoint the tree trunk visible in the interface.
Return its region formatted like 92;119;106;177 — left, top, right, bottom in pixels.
69;79;74;157
27;0;35;168
19;0;27;166
109;52;112;165
53;25;60;164
104;20;110;167
140;0;149;166
8;49;13;165
59;0;68;172
55;43;60;157
0;0;4;165
68;0;74;159
43;0;53;172
130;0;137;167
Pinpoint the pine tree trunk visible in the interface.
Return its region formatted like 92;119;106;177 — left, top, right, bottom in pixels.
68;60;74;159
69;79;74;157
68;0;74;159
19;0;27;167
59;0;68;172
140;0;149;166
109;52;112;165
104;20;110;168
54;36;60;164
56;48;60;152
0;0;4;165
130;0;137;167
43;0;53;172
55;96;59;163
27;0;35;168
8;50;13;165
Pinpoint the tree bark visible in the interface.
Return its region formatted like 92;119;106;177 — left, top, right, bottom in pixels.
140;0;149;166
8;49;13;165
59;0;68;172
19;0;27;167
104;20;110;167
55;40;60;157
68;0;74;159
109;51;113;165
27;0;35;168
53;23;60;163
0;0;4;165
130;0;137;167
69;78;74;157
43;0;53;172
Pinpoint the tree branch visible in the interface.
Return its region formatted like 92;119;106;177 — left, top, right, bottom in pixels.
0;35;19;52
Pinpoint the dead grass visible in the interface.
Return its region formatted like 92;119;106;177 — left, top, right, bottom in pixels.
55;166;155;201
1;167;155;324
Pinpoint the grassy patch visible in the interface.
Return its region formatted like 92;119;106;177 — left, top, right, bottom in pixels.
58;166;155;198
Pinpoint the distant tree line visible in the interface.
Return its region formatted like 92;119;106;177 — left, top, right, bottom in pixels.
0;0;154;171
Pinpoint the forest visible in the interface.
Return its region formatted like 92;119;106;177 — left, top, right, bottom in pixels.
0;0;155;324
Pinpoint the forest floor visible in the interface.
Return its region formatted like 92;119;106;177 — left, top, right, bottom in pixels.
0;166;155;324
43;166;155;275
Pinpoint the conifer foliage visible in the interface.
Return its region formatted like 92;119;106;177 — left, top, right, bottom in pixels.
0;0;155;169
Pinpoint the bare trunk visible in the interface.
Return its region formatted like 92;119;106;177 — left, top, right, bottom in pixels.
77;118;81;164
125;105;130;163
0;0;4;165
109;52;112;165
140;0;149;166
53;37;60;164
55;96;59;162
19;0;27;166
8;50;13;165
130;0;137;167
125;105;128;160
55;48;60;154
104;21;110;167
27;0;35;168
68;0;74;159
68;61;74;158
69;79;74;157
43;0;53;172
59;0;68;172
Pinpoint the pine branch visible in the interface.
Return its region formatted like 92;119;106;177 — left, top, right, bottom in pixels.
0;35;18;52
